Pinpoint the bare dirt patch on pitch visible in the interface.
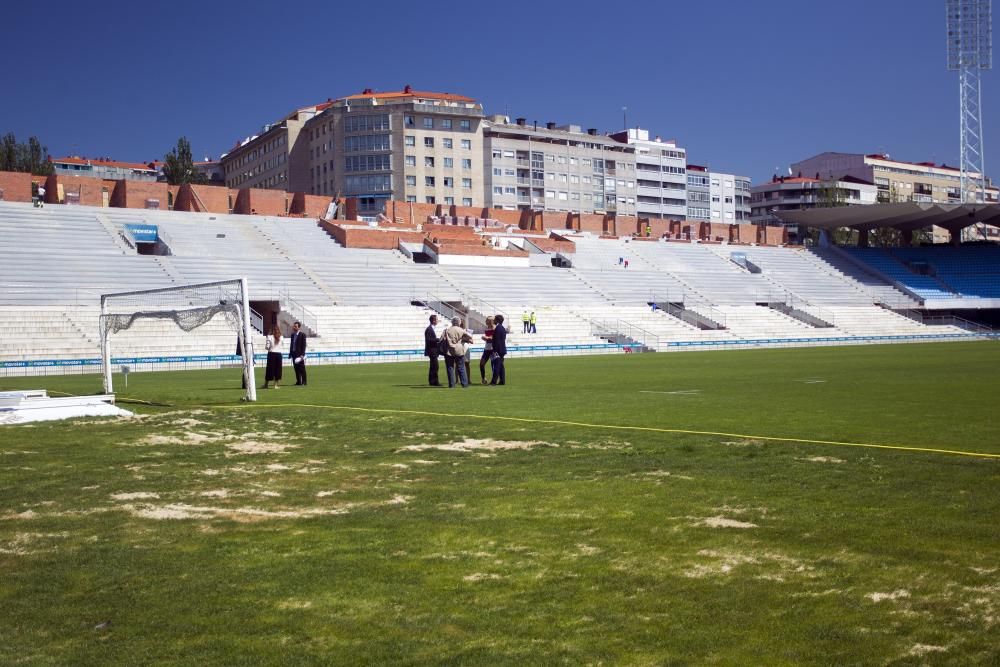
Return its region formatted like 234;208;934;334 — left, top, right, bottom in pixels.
398;438;556;454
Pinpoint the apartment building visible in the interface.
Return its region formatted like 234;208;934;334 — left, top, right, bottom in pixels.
220;101;331;193
608;128;686;221
484;117;636;216
52;156;160;182
791;151;999;205
685;165;751;222
301;86;485;216
749;175;878;241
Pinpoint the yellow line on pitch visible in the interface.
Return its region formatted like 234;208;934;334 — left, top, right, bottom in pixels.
210;402;1000;461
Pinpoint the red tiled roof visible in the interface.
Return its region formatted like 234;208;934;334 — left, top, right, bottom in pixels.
342;86;475;103
53;156;159;171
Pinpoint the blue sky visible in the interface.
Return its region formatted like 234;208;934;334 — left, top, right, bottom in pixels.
4;0;995;184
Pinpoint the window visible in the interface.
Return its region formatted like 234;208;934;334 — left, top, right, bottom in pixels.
443;157;454;168
459;119;471;130
462;178;472;189
424;137;434;148
405;155;416;166
559;174;567;182
423;117;434;128
405;115;415;127
503;150;515;158
444;196;454;205
558;191;568;201
343;134;390;152
461;159;472;170
425;196;435;203
462;197;472;206
341;173;392;194
571;192;580;200
557;156;566;164
344;154;391;171
443;177;454;188
545;190;555;198
504;168;515;176
570;175;579;184
343;114;390;132
425;176;435;186
405;135;415;146
406;195;416;202
406;175;416;186
504;186;515;194
441;119;452;129
461;139;471;149
493;167;502;176
425;157;434;167
493;186;503;195
492;149;502;159
442;138;453;149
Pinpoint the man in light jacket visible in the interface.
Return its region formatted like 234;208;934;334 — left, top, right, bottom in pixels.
443;317;473;388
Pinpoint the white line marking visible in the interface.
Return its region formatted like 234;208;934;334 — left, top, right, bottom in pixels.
640;390;702;395
799;379;827;384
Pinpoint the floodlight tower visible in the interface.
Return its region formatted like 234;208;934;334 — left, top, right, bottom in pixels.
947;0;992;204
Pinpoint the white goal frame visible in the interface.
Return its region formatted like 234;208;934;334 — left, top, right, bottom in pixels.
99;278;256;401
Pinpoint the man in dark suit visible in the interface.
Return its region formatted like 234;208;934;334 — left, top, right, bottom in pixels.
289;321;307;386
489;314;507;386
424;314;442;386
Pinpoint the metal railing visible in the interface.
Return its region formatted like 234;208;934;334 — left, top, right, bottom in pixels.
279;289;317;334
588;317;660;351
249;307;264;334
662;301;727;329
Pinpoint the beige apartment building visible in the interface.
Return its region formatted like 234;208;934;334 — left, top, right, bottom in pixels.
220;101;330;193
302;87;485;216
791;151;999;241
483;118;637;216
791;151;999;206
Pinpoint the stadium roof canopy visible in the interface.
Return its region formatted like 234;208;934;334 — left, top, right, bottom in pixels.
773;203;1000;235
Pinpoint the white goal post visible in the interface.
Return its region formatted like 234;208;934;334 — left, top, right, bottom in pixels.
99;278;257;401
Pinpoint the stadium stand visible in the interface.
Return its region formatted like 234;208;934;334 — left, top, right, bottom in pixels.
0;199;992;377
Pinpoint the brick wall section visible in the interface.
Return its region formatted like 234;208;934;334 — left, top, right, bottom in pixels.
538;211;571;230
175;183;233;213
320;220;426;249
761;224;787;245
233;188;288;216
576;213;604;234
424;223;478;239
382;200;438;224
290;192;332;218
425;239;528;257
641;218;673;238
51;174;109;207
0;171;34;202
614;215;639;236
110;181;172;210
488;208;524;227
451;205;488;218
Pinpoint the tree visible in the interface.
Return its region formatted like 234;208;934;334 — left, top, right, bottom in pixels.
162;136;207;185
0;132;54;175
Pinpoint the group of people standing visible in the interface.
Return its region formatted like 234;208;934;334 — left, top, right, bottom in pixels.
262;321;308;389
521;310;537;334
424;314;507;388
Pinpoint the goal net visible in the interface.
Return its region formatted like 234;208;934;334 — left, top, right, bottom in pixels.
99;279;256;401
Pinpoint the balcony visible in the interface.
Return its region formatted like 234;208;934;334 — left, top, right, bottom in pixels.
516;158;530;167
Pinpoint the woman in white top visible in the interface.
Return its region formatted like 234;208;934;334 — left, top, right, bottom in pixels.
263;325;285;389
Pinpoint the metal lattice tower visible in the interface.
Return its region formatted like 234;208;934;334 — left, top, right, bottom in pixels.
947;0;992;204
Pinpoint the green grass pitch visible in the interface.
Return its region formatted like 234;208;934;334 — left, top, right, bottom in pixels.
2;341;999;665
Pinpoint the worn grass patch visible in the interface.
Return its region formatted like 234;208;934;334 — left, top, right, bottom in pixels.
1;342;999;664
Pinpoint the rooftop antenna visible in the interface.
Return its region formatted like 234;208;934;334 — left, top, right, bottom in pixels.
947;0;992;204
622;106;627;132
